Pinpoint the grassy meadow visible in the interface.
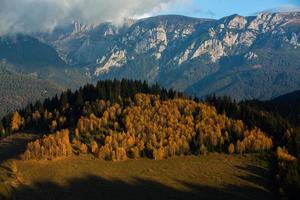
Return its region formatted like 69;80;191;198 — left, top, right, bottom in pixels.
0;134;275;200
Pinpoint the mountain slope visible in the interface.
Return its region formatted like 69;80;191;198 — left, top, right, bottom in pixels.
0;34;91;89
0;35;91;117
39;12;300;100
271;89;300;104
0;64;62;118
0;35;66;68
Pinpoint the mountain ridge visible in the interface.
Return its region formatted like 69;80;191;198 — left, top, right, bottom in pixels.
34;12;300;100
0;12;299;102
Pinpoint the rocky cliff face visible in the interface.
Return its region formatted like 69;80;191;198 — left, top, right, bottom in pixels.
39;12;300;100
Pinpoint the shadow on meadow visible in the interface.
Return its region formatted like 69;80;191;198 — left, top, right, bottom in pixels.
0;134;38;164
235;164;275;191
8;170;275;200
0;134;276;200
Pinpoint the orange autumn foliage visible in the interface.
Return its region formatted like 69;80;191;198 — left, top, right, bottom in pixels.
74;94;273;161
22;129;72;160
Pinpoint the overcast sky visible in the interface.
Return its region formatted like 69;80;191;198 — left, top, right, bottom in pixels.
0;0;299;36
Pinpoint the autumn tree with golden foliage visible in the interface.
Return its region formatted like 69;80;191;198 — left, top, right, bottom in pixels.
228;143;235;154
277;147;296;162
22;129;72;160
11;112;23;132
72;93;273;161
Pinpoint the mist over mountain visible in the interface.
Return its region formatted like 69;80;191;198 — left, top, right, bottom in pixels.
0;0;179;36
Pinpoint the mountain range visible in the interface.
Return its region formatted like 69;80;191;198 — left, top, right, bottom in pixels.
0;12;300;116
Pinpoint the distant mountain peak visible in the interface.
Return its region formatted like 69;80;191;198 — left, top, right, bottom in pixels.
2;12;298;101
72;21;95;34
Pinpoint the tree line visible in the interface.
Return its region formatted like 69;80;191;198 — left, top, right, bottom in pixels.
23;93;272;162
0;79;182;138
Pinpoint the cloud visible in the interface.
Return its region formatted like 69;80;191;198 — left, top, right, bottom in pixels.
0;0;183;36
191;8;216;19
205;10;216;18
258;4;300;14
275;4;300;12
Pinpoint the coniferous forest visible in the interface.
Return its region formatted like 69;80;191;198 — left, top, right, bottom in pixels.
0;79;299;199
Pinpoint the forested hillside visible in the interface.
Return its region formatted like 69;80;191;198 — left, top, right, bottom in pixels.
0;35;91;118
0;64;62;118
22;94;272;161
0;80;299;199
